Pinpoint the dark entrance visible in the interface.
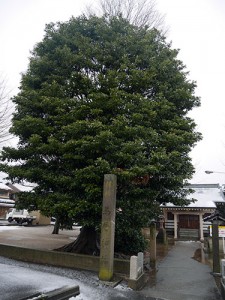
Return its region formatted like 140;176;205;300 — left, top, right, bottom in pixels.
179;214;199;229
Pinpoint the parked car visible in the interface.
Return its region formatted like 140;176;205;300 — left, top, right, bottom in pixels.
6;208;36;225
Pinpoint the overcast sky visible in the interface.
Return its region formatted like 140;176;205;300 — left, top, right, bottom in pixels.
0;0;225;184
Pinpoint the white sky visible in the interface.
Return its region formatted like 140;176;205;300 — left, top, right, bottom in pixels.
0;0;225;184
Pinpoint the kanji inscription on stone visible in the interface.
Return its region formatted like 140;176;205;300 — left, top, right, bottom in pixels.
99;174;117;281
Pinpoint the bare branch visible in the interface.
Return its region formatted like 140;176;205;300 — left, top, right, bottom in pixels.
85;0;166;32
0;76;14;147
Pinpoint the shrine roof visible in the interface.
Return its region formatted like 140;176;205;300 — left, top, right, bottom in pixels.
162;184;225;209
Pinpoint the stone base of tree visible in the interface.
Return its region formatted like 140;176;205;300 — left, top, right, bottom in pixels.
56;226;100;255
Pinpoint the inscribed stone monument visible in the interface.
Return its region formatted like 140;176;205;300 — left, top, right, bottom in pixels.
99;174;117;281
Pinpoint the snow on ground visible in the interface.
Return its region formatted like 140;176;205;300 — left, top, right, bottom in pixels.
0;224;145;299
0;256;137;300
0;225;20;231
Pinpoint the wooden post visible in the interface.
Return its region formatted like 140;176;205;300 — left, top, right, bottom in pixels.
99;174;117;281
199;213;204;242
174;213;178;239
212;220;220;274
149;222;157;269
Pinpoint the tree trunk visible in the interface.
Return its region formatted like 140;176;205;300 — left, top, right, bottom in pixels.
55;225;100;255
52;218;60;234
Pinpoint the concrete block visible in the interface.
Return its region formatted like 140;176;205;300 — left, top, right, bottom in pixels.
0;243;130;275
128;272;146;290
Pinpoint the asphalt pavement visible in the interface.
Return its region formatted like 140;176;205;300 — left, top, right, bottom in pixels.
140;240;222;300
0;222;223;299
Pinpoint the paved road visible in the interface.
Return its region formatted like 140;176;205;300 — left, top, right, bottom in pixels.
140;241;222;300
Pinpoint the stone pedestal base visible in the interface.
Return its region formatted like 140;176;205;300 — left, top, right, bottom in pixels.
128;272;146;290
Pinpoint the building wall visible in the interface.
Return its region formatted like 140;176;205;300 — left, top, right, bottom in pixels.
31;211;51;225
0;186;15;218
0;207;9;218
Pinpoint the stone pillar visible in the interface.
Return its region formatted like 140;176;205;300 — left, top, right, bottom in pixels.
130;256;138;280
157;216;167;245
99;174;117;281
149;222;156;269
138;252;144;274
174;213;178;239
128;252;145;290
199;213;204;241
129;252;144;280
221;259;225;278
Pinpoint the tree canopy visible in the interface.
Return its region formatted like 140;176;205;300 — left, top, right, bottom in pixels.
0;14;201;254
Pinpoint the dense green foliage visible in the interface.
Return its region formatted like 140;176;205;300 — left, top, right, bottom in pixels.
0;15;201;253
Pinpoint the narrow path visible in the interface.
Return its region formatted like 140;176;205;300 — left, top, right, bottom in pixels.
140;241;222;300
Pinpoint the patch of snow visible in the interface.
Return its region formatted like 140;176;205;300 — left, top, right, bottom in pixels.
70;295;90;300
114;284;132;291
0;256;141;300
0;182;11;190
0;226;20;231
12;182;36;192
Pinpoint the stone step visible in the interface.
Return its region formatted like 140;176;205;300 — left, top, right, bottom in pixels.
179;230;199;234
179;228;199;232
179;234;199;238
179;230;199;233
179;229;199;239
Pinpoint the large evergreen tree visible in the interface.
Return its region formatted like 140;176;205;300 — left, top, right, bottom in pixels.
0;15;201;254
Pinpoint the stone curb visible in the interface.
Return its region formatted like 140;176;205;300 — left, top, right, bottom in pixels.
19;285;80;300
0;243;130;275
